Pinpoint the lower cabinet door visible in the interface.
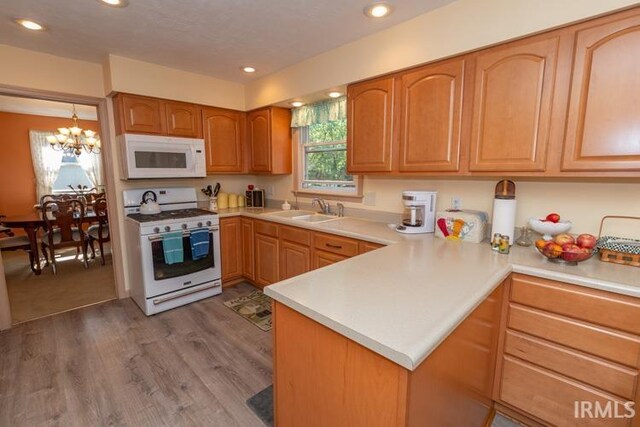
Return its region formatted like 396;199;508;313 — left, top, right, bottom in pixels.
241;218;255;280
279;241;311;281
313;250;349;269
220;217;242;282
255;234;279;287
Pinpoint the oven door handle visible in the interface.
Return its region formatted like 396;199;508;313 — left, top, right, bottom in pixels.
152;281;221;305
147;226;218;242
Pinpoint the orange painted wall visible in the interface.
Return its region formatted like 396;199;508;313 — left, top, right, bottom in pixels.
0;111;99;217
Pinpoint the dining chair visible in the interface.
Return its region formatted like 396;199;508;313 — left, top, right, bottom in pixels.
86;198;110;265
0;215;14;237
41;199;88;274
0;214;34;267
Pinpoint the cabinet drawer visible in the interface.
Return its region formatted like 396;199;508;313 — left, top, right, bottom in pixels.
314;233;358;257
358;241;384;254
255;220;279;237
511;274;640;335
280;226;311;246
500;356;631;427
504;330;638;399
508;304;640;368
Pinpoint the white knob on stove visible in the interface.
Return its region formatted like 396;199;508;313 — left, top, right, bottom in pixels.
206;221;212;226
182;224;188;230
153;227;160;233
197;222;203;227
164;226;171;232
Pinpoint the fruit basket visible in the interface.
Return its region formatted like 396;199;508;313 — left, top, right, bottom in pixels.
534;233;598;266
597;216;640;268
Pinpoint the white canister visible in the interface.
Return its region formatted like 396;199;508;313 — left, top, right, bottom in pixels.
209;197;218;212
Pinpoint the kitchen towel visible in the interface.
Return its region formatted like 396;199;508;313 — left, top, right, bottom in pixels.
162;231;184;264
190;228;210;260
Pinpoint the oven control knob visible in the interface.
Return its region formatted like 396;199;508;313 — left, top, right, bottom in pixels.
182;224;187;230
164;226;171;232
197;222;203;228
206;221;212;226
153;227;160;234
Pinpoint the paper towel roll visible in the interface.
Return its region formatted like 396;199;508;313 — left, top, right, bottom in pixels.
491;199;517;245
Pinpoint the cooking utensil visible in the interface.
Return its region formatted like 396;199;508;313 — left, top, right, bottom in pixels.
213;183;221;197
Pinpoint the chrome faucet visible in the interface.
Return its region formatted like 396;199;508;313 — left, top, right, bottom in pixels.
311;197;331;214
336;202;345;217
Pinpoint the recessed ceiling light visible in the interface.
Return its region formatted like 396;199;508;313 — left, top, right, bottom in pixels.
242;66;256;73
364;2;394;18
291;101;304;108
98;0;129;7
327;92;342;98
14;19;45;31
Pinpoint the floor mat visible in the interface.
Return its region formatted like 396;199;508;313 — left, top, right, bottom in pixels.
247;385;273;427
223;289;272;331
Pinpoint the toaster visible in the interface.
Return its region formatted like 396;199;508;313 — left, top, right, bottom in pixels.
246;189;266;207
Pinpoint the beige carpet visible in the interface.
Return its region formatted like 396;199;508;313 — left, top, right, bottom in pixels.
3;244;117;324
224;289;273;331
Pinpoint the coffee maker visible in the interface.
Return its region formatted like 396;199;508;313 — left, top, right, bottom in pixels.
396;191;437;234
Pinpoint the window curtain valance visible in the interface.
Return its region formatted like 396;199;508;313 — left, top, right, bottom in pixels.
290;96;346;128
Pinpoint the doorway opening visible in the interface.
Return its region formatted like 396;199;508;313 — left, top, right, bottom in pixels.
0;94;117;324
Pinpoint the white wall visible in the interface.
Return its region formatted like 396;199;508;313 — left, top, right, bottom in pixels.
245;0;640;108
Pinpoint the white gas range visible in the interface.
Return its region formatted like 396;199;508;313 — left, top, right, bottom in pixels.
123;187;221;315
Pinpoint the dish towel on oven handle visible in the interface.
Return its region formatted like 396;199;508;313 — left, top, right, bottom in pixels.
162;231;184;265
190;228;210;260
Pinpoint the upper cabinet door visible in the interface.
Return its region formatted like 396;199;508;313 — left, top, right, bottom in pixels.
164;101;202;138
347;77;395;173
119;94;164;134
469;36;560;172
562;14;640;171
248;109;272;172
202;107;244;173
399;59;465;172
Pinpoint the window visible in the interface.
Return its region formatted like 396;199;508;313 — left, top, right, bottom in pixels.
51;154;94;193
296;119;360;197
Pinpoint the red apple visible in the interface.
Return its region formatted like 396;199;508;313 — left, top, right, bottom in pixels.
576;233;597;249
575;247;594;262
554;233;575;246
545;213;561;223
561;243;582;262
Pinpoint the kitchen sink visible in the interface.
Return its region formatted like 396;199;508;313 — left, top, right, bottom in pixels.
290;214;340;223
265;210;316;218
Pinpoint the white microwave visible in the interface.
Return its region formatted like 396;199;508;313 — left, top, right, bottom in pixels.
118;133;206;179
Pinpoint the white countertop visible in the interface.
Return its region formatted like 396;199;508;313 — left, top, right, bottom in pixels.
216;208;640;371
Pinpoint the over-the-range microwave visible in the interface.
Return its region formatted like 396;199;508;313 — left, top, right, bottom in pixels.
118;133;206;179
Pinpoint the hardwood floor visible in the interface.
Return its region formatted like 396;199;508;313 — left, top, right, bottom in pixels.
0;283;272;426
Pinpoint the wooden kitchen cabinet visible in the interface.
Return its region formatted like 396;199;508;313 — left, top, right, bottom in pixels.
347;76;396;173
164;100;202;138
312;250;348;269
254;220;280;287
247;107;292;174
202;107;245;173
114;93;164;135
494;274;640;426
398;58;466;172
468;35;561;172
220;217;242;284
358;241;385;254
561;12;640;171
279;226;312;280
241;218;255;281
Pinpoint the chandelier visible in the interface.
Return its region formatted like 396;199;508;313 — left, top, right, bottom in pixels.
46;105;101;156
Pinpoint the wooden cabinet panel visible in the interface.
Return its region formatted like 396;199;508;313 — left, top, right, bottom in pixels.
254;220;278;238
220;217;242;283
358;241;384;254
164;101;201;138
504;330;638;400
241;218;254;281
313;250;348;269
347;77;395;173
500;356;631;427
469;36;560;172
280;225;311;246
202;107;244;173
314;233;359;257
511;274;640;335
255;234;279;287
508;304;640;368
399;59;465;172
248;107;292;174
280;241;311;281
116;94;164;135
562;13;640;171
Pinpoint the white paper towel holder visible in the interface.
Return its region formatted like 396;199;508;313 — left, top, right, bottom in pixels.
491;180;517;245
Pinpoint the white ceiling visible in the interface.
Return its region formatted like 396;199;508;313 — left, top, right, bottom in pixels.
0;0;455;83
0;95;98;120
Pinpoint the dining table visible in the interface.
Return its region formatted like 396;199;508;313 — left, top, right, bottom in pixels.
1;211;98;275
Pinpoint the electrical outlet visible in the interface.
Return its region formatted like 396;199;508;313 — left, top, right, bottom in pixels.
266;185;275;196
363;192;376;206
451;196;462;210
